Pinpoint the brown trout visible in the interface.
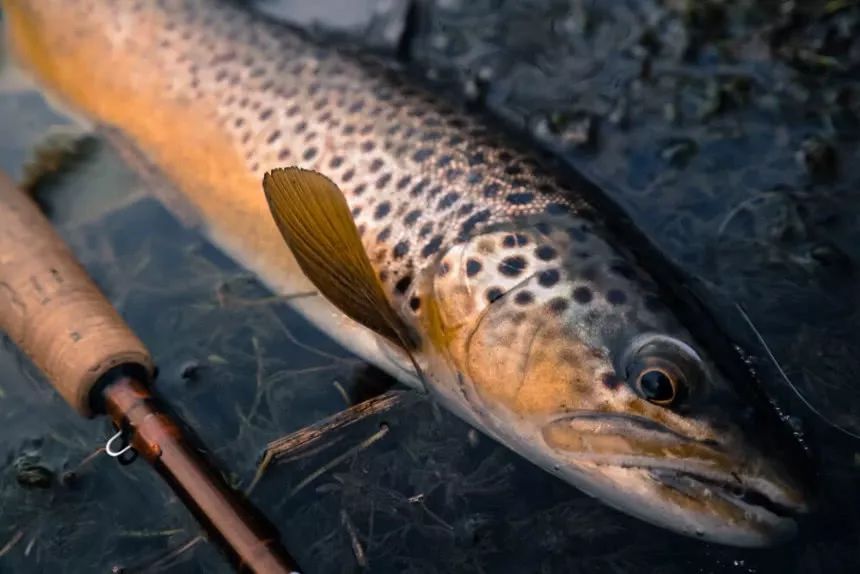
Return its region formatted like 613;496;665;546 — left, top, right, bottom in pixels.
2;0;810;546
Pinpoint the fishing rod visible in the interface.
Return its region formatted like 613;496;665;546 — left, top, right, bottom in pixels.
0;172;302;574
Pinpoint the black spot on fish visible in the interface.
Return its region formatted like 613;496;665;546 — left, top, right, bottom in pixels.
377;227;391;242
466;171;482;184
374;202;391;219
446;168;463;181
437;192;459;210
507;193;535;205
468;152;486;166
538;269;560;287
410;179;429;197
573;286;593;304
436;154;453;168
502;233;528;248
370;158;384;173
342;168;355;182
376;173;392;190
351;206;362;218
486;288;503;303
404;210;422;225
395;275;412;294
278;149;290;161
466;259;482;277
348;100;365;113
419;222;433;238
343;124;356;135
354;183;367;196
428;186;443;198
448;134;464;146
499;256;527;277
303;147;317;161
397;175;412;190
483;182;501;198
457;203;475;216
498;151;513;162
504;164;523;175
538;183;555;195
545;203;567;215
295;121;307;134
459;209;492;239
409;296;421;311
602;372;623;390
438;261;451;277
421;235;444;258
607;289;627;305
547;298;569;315
515;291;534;306
421;130;441;142
329;156;344;169
393;240;410;259
361;140;376;153
536;245;558;261
412;148;433;162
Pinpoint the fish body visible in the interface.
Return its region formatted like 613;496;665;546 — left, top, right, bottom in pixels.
2;0;810;546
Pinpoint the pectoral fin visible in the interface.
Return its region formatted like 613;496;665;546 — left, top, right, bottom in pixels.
263;167;413;349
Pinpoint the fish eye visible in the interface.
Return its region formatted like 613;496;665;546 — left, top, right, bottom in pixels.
622;335;702;407
636;367;680;405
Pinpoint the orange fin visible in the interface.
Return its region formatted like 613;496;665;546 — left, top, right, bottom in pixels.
263;167;413;349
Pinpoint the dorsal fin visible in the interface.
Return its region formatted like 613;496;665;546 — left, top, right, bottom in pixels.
263;167;413;349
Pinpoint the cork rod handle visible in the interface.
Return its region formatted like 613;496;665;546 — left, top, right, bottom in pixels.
0;172;153;416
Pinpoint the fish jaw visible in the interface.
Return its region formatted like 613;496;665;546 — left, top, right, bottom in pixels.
542;413;807;546
414;226;812;546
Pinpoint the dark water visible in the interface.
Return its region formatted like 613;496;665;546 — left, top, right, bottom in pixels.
1;1;859;572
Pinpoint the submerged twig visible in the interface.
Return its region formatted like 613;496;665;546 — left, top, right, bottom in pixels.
0;530;24;558
247;390;414;494
289;423;390;498
141;535;204;573
340;509;368;569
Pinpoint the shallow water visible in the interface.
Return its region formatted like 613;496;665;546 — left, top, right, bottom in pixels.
1;1;859;572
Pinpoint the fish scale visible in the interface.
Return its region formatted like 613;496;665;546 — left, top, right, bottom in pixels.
4;0;811;547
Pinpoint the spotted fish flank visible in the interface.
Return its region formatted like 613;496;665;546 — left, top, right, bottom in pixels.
4;0;810;547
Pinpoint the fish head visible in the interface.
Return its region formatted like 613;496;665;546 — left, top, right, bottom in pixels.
419;222;812;547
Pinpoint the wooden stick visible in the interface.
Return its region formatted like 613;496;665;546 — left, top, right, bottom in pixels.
248;390;415;494
0;173;302;573
0;171;153;416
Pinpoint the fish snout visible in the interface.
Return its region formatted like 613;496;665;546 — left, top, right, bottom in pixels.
542;413;811;546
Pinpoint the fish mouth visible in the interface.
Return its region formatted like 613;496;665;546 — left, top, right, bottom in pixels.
541;412;809;545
